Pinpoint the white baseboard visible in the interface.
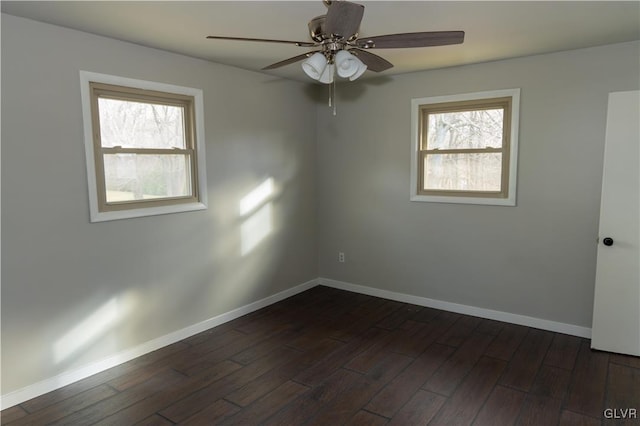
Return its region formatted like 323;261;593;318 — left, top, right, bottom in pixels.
0;278;319;410
319;278;592;339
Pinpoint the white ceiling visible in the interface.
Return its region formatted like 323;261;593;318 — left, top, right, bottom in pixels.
3;1;639;82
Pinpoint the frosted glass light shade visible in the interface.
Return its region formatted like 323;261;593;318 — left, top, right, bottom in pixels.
318;64;335;84
349;59;367;81
302;53;327;80
335;50;359;78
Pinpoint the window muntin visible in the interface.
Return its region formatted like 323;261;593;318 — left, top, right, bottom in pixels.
411;89;519;206
80;72;207;222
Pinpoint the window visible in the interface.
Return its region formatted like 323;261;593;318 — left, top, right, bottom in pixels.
80;71;207;221
411;89;520;206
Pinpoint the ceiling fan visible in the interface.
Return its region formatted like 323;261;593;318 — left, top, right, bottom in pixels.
206;0;464;84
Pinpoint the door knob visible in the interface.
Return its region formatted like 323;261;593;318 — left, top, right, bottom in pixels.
603;237;614;246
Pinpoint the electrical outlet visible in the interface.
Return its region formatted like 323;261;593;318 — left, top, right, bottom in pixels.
338;252;345;263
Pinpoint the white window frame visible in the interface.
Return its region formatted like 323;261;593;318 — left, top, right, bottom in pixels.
410;88;520;206
80;71;207;222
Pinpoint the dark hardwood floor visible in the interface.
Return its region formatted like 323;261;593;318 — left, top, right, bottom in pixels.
3;286;639;425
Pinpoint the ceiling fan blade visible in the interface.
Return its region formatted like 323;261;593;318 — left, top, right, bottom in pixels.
206;35;316;48
261;51;320;70
350;48;393;72
355;31;465;49
325;1;365;40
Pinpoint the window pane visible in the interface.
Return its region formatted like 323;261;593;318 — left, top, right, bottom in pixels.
427;108;503;150
98;98;186;149
424;153;502;191
103;154;191;203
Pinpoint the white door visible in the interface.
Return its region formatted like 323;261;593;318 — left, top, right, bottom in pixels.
591;90;640;356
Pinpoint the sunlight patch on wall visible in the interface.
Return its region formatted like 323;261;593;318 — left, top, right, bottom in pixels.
239;178;274;216
53;293;135;364
239;177;275;256
240;203;273;256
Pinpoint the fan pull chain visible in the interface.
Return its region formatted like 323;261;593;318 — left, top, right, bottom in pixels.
326;80;337;116
331;80;337;116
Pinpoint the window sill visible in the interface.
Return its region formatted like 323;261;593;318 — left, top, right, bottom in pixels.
410;194;516;206
89;201;207;222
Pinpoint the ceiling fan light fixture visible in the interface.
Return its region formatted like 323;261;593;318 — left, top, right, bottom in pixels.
335;50;360;78
349;60;367;81
302;52;328;80
207;1;466;86
318;63;335;84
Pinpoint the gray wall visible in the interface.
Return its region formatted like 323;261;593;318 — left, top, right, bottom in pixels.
1;14;318;394
317;41;640;329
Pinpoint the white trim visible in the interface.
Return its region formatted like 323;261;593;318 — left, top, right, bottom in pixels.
0;278;319;410
79;71;208;222
410;88;520;206
319;277;592;339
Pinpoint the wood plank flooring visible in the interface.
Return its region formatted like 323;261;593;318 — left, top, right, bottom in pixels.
3;285;639;425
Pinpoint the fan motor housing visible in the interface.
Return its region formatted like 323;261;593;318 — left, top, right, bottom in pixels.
309;15;327;42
